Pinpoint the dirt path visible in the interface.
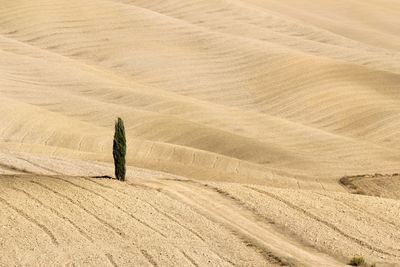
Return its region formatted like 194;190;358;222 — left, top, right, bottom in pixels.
2;174;399;265
144;179;345;266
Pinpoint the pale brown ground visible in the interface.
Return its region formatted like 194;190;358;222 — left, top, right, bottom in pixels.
0;0;400;266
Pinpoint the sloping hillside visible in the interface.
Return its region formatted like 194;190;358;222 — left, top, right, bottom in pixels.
2;173;400;266
0;0;400;266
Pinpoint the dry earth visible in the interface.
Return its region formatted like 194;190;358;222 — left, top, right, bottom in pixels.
341;174;400;200
0;0;400;266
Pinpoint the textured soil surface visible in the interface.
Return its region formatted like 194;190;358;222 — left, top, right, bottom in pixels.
1;0;400;266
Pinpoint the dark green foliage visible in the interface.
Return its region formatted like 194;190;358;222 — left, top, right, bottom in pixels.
113;117;126;181
348;256;365;266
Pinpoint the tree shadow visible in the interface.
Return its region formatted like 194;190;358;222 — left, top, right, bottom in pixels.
91;175;113;179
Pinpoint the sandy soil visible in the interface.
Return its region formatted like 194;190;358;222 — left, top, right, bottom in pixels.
1;0;400;266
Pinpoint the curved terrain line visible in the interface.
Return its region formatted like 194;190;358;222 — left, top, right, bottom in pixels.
150;182;287;266
54;177;167;238
10;186;93;242
22;178;157;266
124;182;206;242
314;192;400;230
3;33;397;157
85;178;207;242
192;181;328;255
177;181;329;265
245;186;399;258
105;253;118;267
181;251;199;267
83;179;205;266
166;180;280;226
128;184;236;266
198;182;277;224
0;162;32;174
140;250;158;267
0;195;58;245
81;179;201;266
143;200;206;241
30;180;124;237
141;182;236;266
15;157;62;175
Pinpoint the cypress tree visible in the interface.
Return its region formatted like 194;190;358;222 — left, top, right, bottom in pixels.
113;117;126;181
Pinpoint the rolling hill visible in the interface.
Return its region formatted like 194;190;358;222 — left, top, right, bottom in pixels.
0;0;399;266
